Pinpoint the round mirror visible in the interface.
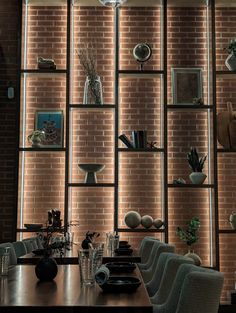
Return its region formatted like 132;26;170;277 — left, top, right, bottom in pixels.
133;43;152;63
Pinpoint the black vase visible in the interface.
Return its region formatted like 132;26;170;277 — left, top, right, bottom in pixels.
35;257;58;281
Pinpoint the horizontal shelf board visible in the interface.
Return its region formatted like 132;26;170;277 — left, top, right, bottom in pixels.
21;69;67;74
19;147;66;152
168;183;215;189
118;148;164;152
68;183;115;188
167;104;213;110
69;104;115;109
217;148;236;153
16;229;41;233
216;71;236;78
219;229;236;233
117;228;165;233
119;70;164;78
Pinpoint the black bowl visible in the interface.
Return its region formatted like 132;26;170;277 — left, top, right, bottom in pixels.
105;262;136;273
99;276;141;293
119;241;128;245
32;249;45;256
115;248;133;256
118;244;131;249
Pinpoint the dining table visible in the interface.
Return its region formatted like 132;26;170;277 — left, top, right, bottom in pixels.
0;264;153;313
17;245;141;265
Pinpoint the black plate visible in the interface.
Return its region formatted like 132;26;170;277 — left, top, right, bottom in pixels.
32;249;45;256
115;248;133;256
99;276;141;293
105;262;136;273
118;244;131;249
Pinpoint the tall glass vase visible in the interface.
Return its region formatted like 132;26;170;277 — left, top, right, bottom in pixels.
83;76;103;105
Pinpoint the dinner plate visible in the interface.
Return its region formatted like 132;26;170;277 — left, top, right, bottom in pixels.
105;262;136;273
115;248;133;256
99;276;141;293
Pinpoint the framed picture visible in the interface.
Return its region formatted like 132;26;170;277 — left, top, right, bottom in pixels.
35;110;64;148
172;68;203;105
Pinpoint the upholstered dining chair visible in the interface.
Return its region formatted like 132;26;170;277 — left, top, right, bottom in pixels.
12;241;27;258
0;242;17;265
22;237;38;253
138;240;163;271
149;254;194;299
152;263;224;313
141;243;175;283
139;237;159;266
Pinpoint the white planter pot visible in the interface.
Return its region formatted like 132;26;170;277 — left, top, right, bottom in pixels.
225;53;236;71
189;172;207;184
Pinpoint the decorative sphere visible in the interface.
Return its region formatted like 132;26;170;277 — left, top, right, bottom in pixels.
124;211;141;229
153;219;164;229
141;215;153;229
35;257;58;281
133;43;152;62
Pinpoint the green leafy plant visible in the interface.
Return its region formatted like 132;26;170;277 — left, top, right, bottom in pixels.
187;147;207;172
176;217;200;247
225;38;236;55
27;130;45;144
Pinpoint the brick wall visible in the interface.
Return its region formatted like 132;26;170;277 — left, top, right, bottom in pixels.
0;0;18;242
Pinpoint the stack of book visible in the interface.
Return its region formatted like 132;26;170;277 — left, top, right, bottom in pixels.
119;130;147;149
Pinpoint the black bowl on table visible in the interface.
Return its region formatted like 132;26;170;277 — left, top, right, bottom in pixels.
115;248;133;256
99;276;141;293
118;244;131;249
24;223;43;231
105;262;136;273
119;241;128;246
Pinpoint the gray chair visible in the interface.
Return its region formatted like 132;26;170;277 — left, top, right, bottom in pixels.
153;263;223;313
141;243;175;283
22;237;38;252
0;242;17;265
12;241;27;258
36;236;44;249
139;237;159;265
175;270;224;313
138;240;163;270
149;254;194;300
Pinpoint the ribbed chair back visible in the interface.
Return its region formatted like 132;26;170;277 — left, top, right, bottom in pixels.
138;240;163;270
36;236;44;249
0;242;17;265
175;270;224;313
22;237;38;252
139;237;159;266
153;263;223;313
150;254;194;300
12;241;27;258
141;243;175;283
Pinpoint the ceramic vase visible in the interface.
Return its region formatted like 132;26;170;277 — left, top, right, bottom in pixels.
189;172;207;184
184;250;202;266
225;53;236;71
35;256;58;281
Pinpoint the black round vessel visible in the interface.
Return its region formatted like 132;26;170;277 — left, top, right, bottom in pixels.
35;257;58;281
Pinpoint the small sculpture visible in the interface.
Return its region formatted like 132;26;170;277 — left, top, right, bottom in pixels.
124;211;141;229
141;215;153;229
27;130;45;148
133;43;152;71
173;178;186;185
38;57;56;70
192;97;204;105
81;231;100;249
48;209;62;228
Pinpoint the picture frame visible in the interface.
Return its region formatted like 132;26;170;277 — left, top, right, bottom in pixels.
35;110;64;148
171;68;203;105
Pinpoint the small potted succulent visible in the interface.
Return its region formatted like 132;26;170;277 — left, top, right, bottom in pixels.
187;147;207;184
176;217;202;266
28;130;46;148
225;38;236;71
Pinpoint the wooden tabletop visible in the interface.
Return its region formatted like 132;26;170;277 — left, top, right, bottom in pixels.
17;246;141;265
0;265;152;313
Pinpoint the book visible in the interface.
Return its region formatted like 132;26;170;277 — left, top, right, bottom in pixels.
118;134;134;148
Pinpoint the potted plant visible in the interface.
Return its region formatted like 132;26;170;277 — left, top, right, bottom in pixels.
176;217;202;266
225;38;236;71
187;147;207;184
27;130;45;148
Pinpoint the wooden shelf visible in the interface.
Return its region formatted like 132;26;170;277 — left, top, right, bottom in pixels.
21;69;67;74
216;70;236;78
219;229;236;234
168;183;214;189
119;70;164;78
217;148;236;153
69;104;116;109
167;104;213;110
19;147;66;152
68;183;115;188
118;148;164;152
117;228;165;233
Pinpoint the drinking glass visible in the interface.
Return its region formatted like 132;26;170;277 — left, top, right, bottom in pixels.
78;249;96;286
0;247;10;276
